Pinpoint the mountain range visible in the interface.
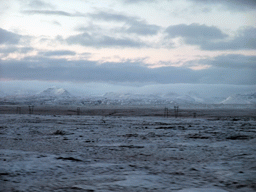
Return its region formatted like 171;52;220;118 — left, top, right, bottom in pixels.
0;87;255;107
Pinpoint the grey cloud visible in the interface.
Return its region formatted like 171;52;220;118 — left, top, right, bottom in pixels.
195;68;255;85
23;10;72;16
166;23;228;41
203;54;256;69
189;0;256;11
39;50;76;56
125;21;160;35
0;57;200;83
27;0;54;9
123;0;155;3
166;24;256;50
87;11;161;36
52;21;61;26
184;54;256;84
77;24;102;33
185;54;256;70
201;27;256;50
1;56;255;85
22;10;84;17
0;28;21;44
0;47;33;55
24;10;161;36
66;32;144;48
88;11;136;23
124;0;256;11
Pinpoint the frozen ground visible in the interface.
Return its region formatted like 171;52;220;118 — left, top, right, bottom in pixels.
0;112;256;191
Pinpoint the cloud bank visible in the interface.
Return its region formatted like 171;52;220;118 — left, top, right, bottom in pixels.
0;28;22;44
1;54;255;85
166;24;256;50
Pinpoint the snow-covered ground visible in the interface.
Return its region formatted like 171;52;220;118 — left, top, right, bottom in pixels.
0;113;256;191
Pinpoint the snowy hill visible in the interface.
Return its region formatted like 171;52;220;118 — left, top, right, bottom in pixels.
100;92;206;106
0;87;255;107
221;92;256;104
0;87;76;105
37;87;71;98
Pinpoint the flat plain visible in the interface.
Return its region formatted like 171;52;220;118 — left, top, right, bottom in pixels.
0;106;256;191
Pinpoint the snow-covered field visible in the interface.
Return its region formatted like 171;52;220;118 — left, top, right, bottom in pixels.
0;111;256;191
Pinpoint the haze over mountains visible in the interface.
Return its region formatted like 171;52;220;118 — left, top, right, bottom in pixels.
0;87;255;107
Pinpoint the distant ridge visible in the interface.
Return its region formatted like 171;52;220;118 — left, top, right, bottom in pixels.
37;87;71;97
1;87;255;107
221;92;256;104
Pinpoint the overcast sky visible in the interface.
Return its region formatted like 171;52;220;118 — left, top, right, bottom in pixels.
0;0;255;96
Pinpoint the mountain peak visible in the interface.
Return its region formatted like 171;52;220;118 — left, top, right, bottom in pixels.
38;87;71;97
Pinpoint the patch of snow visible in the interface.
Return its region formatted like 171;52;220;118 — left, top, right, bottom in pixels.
113;171;161;188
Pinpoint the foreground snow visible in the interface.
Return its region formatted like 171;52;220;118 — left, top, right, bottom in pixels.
0;114;255;191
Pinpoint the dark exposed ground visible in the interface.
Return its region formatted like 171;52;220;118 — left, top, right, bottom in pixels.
0;105;256;118
0;106;256;191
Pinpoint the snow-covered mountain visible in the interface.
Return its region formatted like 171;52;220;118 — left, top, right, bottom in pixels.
100;91;205;106
0;87;255;107
0;88;214;106
0;88;76;105
37;87;71;97
221;92;256;104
